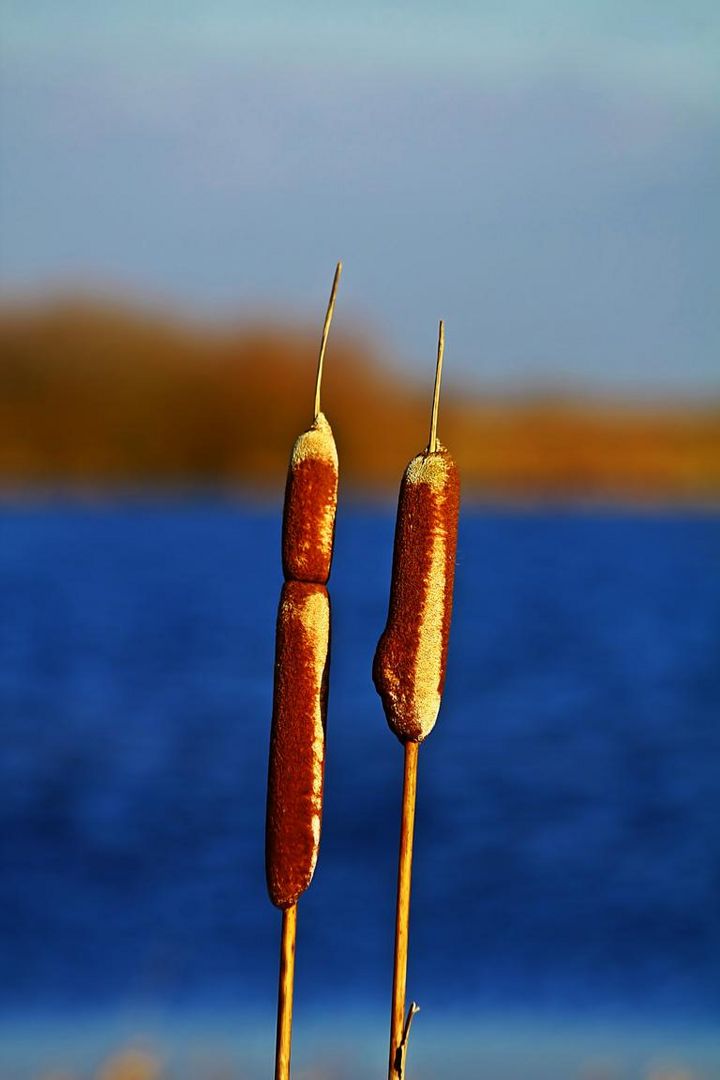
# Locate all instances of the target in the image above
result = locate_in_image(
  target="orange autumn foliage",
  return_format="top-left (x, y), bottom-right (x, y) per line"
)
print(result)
top-left (1, 298), bottom-right (718, 503)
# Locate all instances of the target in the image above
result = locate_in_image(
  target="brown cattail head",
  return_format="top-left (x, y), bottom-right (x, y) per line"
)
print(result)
top-left (266, 580), bottom-right (331, 908)
top-left (281, 412), bottom-right (339, 585)
top-left (373, 445), bottom-right (460, 743)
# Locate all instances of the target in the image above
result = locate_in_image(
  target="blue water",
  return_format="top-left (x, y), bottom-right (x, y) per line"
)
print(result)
top-left (1, 503), bottom-right (719, 1076)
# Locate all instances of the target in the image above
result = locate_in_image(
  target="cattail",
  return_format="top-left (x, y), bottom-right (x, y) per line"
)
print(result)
top-left (374, 321), bottom-right (460, 1079)
top-left (265, 263), bottom-right (341, 1080)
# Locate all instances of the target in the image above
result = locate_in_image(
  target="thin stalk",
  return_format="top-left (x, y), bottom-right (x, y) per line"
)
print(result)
top-left (313, 261), bottom-right (342, 420)
top-left (428, 320), bottom-right (444, 454)
top-left (274, 903), bottom-right (298, 1080)
top-left (388, 741), bottom-right (419, 1079)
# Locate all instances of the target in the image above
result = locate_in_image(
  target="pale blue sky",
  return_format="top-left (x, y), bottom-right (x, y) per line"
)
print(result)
top-left (1, 2), bottom-right (718, 391)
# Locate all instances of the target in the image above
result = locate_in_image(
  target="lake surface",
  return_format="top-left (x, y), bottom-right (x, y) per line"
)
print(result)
top-left (1, 503), bottom-right (718, 1077)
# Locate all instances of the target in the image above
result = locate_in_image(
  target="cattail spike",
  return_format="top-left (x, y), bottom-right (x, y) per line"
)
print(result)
top-left (314, 261), bottom-right (342, 420)
top-left (428, 319), bottom-right (444, 453)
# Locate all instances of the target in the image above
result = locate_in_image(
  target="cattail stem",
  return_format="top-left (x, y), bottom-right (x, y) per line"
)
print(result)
top-left (388, 740), bottom-right (419, 1078)
top-left (274, 903), bottom-right (298, 1080)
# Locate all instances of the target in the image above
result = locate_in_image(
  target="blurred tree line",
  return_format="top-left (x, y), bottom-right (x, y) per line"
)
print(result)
top-left (1, 299), bottom-right (718, 502)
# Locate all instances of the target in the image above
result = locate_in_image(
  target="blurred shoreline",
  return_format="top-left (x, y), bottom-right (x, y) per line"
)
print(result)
top-left (2, 297), bottom-right (719, 504)
top-left (3, 1006), bottom-right (719, 1080)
